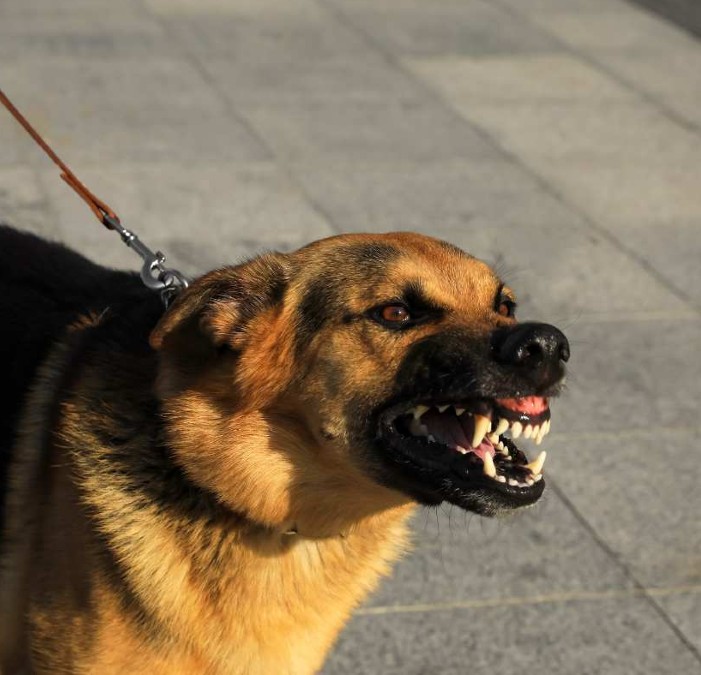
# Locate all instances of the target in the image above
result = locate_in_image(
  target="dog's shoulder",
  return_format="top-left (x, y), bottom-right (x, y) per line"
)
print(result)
top-left (0, 225), bottom-right (161, 530)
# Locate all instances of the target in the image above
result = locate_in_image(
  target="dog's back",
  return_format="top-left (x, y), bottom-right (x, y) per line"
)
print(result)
top-left (0, 225), bottom-right (147, 528)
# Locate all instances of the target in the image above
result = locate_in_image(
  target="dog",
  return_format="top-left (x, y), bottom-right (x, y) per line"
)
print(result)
top-left (0, 225), bottom-right (569, 674)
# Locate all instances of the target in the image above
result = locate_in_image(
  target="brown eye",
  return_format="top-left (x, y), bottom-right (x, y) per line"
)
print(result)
top-left (497, 299), bottom-right (516, 318)
top-left (381, 304), bottom-right (411, 323)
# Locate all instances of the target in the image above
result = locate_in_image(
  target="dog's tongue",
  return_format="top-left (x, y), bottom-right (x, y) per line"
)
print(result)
top-left (496, 396), bottom-right (548, 415)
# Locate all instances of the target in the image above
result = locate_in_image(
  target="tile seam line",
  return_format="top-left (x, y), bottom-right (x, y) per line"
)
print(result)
top-left (548, 479), bottom-right (701, 663)
top-left (490, 0), bottom-right (701, 135)
top-left (315, 0), bottom-right (700, 316)
top-left (136, 0), bottom-right (344, 238)
top-left (356, 584), bottom-right (701, 616)
top-left (550, 425), bottom-right (701, 441)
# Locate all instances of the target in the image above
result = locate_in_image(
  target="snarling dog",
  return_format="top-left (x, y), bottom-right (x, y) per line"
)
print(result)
top-left (0, 225), bottom-right (569, 674)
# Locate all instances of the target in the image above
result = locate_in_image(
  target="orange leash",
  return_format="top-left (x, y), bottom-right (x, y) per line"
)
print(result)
top-left (0, 87), bottom-right (188, 304)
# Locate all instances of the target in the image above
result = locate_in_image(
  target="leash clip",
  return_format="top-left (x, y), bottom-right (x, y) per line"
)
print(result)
top-left (103, 215), bottom-right (189, 307)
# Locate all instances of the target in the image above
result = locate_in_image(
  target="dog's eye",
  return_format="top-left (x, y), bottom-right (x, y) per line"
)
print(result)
top-left (497, 299), bottom-right (516, 318)
top-left (380, 304), bottom-right (411, 323)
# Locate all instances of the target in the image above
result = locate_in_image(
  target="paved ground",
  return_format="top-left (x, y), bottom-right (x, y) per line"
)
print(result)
top-left (2, 0), bottom-right (700, 673)
top-left (630, 0), bottom-right (701, 38)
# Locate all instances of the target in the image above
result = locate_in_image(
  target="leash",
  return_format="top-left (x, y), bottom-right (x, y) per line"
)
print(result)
top-left (0, 87), bottom-right (189, 307)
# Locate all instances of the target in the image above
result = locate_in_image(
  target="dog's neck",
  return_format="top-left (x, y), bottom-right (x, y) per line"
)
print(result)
top-left (56, 386), bottom-right (415, 674)
top-left (86, 467), bottom-right (414, 673)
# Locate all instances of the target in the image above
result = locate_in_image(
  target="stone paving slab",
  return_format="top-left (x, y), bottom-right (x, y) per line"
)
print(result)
top-left (240, 99), bottom-right (496, 162)
top-left (0, 167), bottom-right (54, 234)
top-left (0, 13), bottom-right (173, 60)
top-left (553, 319), bottom-right (701, 434)
top-left (324, 0), bottom-right (560, 57)
top-left (405, 54), bottom-right (637, 103)
top-left (323, 595), bottom-right (700, 674)
top-left (548, 429), bottom-right (701, 588)
top-left (157, 9), bottom-right (368, 63)
top-left (2, 59), bottom-right (271, 166)
top-left (366, 489), bottom-right (634, 610)
top-left (450, 101), bottom-right (700, 164)
top-left (531, 5), bottom-right (701, 52)
top-left (655, 592), bottom-right (701, 654)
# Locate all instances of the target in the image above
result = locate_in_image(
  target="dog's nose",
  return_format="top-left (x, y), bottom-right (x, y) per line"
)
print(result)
top-left (494, 323), bottom-right (570, 368)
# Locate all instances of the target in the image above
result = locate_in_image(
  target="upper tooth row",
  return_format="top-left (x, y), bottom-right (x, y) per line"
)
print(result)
top-left (409, 405), bottom-right (551, 447)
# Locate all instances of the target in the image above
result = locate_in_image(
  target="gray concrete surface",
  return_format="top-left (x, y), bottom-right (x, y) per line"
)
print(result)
top-left (1, 0), bottom-right (700, 673)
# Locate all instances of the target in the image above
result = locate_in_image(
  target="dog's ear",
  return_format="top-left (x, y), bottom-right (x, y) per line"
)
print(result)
top-left (149, 253), bottom-right (290, 353)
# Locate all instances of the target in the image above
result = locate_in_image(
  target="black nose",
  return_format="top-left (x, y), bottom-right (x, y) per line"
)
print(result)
top-left (494, 323), bottom-right (570, 368)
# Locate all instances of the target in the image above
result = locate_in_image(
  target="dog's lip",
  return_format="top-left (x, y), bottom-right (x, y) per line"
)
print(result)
top-left (374, 394), bottom-right (553, 511)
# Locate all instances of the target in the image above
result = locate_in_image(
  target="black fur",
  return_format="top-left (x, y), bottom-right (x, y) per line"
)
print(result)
top-left (0, 225), bottom-right (156, 533)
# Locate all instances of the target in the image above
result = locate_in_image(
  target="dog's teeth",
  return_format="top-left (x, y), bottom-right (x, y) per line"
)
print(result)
top-left (471, 414), bottom-right (491, 447)
top-left (525, 477), bottom-right (534, 486)
top-left (487, 433), bottom-right (500, 444)
top-left (428, 434), bottom-right (436, 443)
top-left (535, 424), bottom-right (546, 445)
top-left (456, 445), bottom-right (469, 454)
top-left (454, 407), bottom-right (466, 416)
top-left (508, 478), bottom-right (519, 487)
top-left (437, 405), bottom-right (450, 413)
top-left (526, 451), bottom-right (547, 475)
top-left (524, 424), bottom-right (533, 439)
top-left (542, 419), bottom-right (551, 436)
top-left (534, 473), bottom-right (543, 482)
top-left (483, 452), bottom-right (497, 478)
top-left (511, 421), bottom-right (523, 439)
top-left (412, 405), bottom-right (430, 420)
top-left (495, 474), bottom-right (506, 483)
top-left (409, 419), bottom-right (429, 436)
top-left (494, 418), bottom-right (509, 437)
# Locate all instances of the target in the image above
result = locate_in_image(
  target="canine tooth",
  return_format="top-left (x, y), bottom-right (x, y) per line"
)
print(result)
top-left (488, 433), bottom-right (500, 444)
top-left (534, 473), bottom-right (543, 482)
top-left (524, 424), bottom-right (533, 439)
top-left (437, 405), bottom-right (450, 413)
top-left (495, 474), bottom-right (506, 483)
top-left (526, 451), bottom-right (547, 475)
top-left (472, 414), bottom-right (491, 448)
top-left (409, 419), bottom-right (429, 436)
top-left (457, 446), bottom-right (468, 455)
top-left (412, 405), bottom-right (430, 419)
top-left (511, 422), bottom-right (523, 439)
top-left (494, 418), bottom-right (509, 436)
top-left (483, 452), bottom-right (497, 478)
top-left (454, 407), bottom-right (466, 416)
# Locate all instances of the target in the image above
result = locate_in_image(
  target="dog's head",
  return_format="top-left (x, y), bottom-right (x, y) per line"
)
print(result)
top-left (150, 233), bottom-right (569, 534)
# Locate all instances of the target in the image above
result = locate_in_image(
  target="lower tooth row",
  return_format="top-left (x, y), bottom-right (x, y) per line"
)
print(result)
top-left (483, 450), bottom-right (547, 483)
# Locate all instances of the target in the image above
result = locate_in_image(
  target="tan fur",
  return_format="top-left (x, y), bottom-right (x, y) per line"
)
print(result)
top-left (1, 233), bottom-right (517, 674)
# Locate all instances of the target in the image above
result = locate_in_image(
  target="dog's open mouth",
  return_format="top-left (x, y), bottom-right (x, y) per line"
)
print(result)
top-left (377, 395), bottom-right (553, 513)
